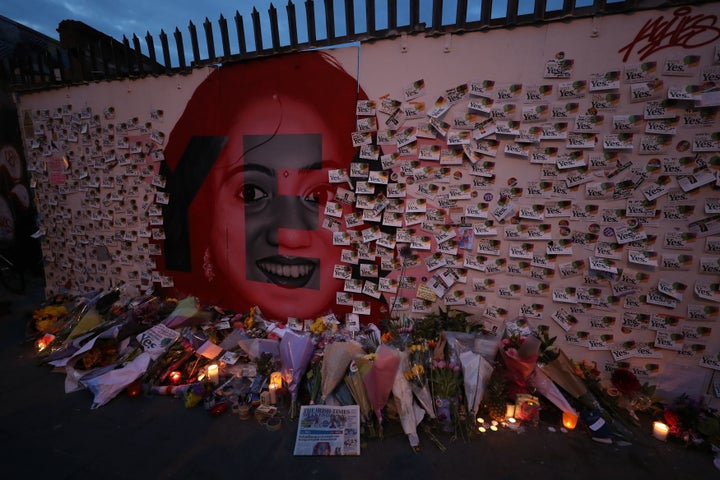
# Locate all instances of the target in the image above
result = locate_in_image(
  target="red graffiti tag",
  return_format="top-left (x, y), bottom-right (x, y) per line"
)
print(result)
top-left (618, 7), bottom-right (720, 62)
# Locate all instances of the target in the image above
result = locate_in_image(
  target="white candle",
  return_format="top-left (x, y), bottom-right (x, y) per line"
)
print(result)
top-left (269, 384), bottom-right (278, 404)
top-left (207, 364), bottom-right (219, 385)
top-left (652, 421), bottom-right (669, 441)
top-left (505, 404), bottom-right (516, 419)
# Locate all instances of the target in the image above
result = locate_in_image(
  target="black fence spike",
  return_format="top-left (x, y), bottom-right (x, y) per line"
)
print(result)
top-left (159, 29), bottom-right (171, 71)
top-left (269, 3), bottom-right (281, 51)
top-left (287, 1), bottom-right (298, 47)
top-left (456, 0), bottom-right (468, 30)
top-left (325, 0), bottom-right (335, 40)
top-left (305, 0), bottom-right (316, 45)
top-left (145, 31), bottom-right (159, 73)
top-left (132, 34), bottom-right (144, 75)
top-left (235, 11), bottom-right (247, 55)
top-left (219, 14), bottom-right (231, 58)
top-left (252, 7), bottom-right (263, 52)
top-left (189, 21), bottom-right (200, 65)
top-left (204, 17), bottom-right (216, 60)
top-left (174, 27), bottom-right (186, 69)
top-left (387, 0), bottom-right (397, 34)
top-left (345, 0), bottom-right (355, 37)
top-left (366, 0), bottom-right (376, 34)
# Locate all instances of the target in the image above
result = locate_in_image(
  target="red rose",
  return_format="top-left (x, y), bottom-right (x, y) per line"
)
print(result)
top-left (610, 368), bottom-right (641, 395)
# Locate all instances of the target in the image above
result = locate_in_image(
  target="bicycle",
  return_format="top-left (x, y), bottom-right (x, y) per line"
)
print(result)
top-left (0, 251), bottom-right (24, 294)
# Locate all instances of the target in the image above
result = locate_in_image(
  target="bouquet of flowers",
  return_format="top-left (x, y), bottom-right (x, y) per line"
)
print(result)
top-left (280, 329), bottom-right (316, 418)
top-left (321, 340), bottom-right (364, 403)
top-left (404, 341), bottom-right (430, 389)
top-left (33, 304), bottom-right (69, 335)
top-left (429, 356), bottom-right (463, 433)
top-left (663, 394), bottom-right (705, 444)
top-left (498, 330), bottom-right (540, 390)
top-left (361, 345), bottom-right (400, 437)
top-left (608, 367), bottom-right (653, 423)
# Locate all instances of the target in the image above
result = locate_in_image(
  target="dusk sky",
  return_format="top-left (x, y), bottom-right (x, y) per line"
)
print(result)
top-left (2, 1), bottom-right (575, 50)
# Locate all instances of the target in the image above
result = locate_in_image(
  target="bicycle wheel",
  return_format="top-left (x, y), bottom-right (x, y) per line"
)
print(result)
top-left (0, 265), bottom-right (24, 294)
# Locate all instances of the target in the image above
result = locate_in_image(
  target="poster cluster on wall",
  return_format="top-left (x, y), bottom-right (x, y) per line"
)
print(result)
top-left (320, 10), bottom-right (720, 390)
top-left (23, 105), bottom-right (170, 296)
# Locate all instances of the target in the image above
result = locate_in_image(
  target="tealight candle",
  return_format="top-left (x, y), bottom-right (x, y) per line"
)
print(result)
top-left (562, 411), bottom-right (578, 430)
top-left (207, 364), bottom-right (219, 385)
top-left (505, 404), bottom-right (516, 419)
top-left (270, 371), bottom-right (283, 390)
top-left (652, 421), bottom-right (669, 441)
top-left (169, 371), bottom-right (182, 385)
top-left (36, 334), bottom-right (55, 352)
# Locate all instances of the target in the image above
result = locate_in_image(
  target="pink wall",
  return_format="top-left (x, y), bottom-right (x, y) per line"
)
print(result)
top-left (15, 4), bottom-right (720, 403)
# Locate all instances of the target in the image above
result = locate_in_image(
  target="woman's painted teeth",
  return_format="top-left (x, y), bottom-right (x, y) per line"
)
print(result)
top-left (258, 262), bottom-right (313, 278)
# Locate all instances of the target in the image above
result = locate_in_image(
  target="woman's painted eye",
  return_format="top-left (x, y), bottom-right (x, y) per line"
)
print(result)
top-left (237, 184), bottom-right (268, 203)
top-left (303, 185), bottom-right (331, 205)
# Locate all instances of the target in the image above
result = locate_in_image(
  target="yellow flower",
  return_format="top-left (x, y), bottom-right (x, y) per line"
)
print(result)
top-left (309, 317), bottom-right (327, 335)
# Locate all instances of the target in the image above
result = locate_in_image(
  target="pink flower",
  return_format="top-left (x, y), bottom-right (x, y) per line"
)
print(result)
top-left (505, 348), bottom-right (518, 359)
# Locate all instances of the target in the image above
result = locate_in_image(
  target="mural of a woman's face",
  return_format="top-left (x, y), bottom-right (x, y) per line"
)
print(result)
top-left (210, 96), bottom-right (343, 320)
top-left (162, 52), bottom-right (369, 321)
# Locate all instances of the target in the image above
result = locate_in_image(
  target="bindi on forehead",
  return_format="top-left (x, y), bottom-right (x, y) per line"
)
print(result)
top-left (243, 133), bottom-right (326, 195)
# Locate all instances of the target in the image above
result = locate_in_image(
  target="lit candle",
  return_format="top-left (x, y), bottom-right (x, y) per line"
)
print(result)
top-left (562, 411), bottom-right (578, 430)
top-left (270, 371), bottom-right (283, 389)
top-left (505, 404), bottom-right (516, 419)
top-left (652, 421), bottom-right (669, 441)
top-left (36, 334), bottom-right (55, 352)
top-left (169, 371), bottom-right (182, 385)
top-left (269, 384), bottom-right (278, 404)
top-left (126, 380), bottom-right (142, 397)
top-left (207, 364), bottom-right (219, 385)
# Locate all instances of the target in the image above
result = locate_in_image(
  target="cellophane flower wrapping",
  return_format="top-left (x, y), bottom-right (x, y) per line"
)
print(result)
top-left (279, 329), bottom-right (315, 417)
top-left (161, 296), bottom-right (199, 329)
top-left (237, 337), bottom-right (280, 361)
top-left (527, 367), bottom-right (577, 416)
top-left (390, 346), bottom-right (425, 448)
top-left (346, 359), bottom-right (372, 424)
top-left (60, 324), bottom-right (124, 393)
top-left (67, 308), bottom-right (104, 340)
top-left (82, 351), bottom-right (152, 409)
top-left (405, 340), bottom-right (435, 419)
top-left (362, 344), bottom-right (400, 433)
top-left (321, 340), bottom-right (364, 402)
top-left (81, 323), bottom-right (179, 408)
top-left (445, 331), bottom-right (495, 417)
top-left (538, 348), bottom-right (590, 401)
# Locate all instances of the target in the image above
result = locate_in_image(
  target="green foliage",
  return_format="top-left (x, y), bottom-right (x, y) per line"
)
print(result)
top-left (535, 325), bottom-right (559, 365)
top-left (412, 307), bottom-right (481, 342)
